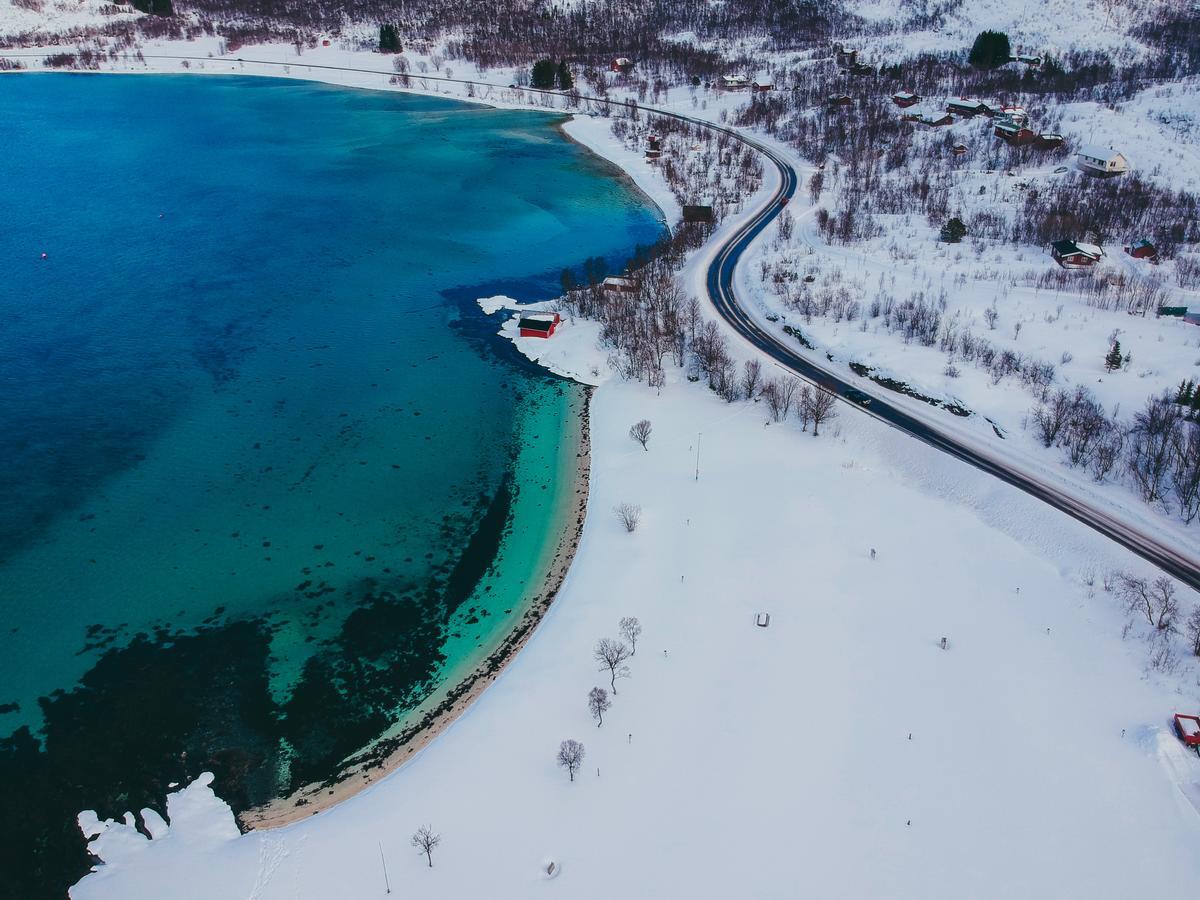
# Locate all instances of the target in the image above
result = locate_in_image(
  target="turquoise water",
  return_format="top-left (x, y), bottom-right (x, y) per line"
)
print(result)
top-left (0, 73), bottom-right (662, 898)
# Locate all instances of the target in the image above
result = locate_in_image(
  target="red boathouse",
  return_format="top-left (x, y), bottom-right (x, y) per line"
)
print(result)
top-left (1175, 714), bottom-right (1200, 751)
top-left (518, 312), bottom-right (560, 338)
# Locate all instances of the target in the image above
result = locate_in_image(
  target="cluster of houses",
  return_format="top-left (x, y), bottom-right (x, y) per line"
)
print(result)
top-left (888, 92), bottom-right (1130, 175)
top-left (719, 73), bottom-right (774, 92)
top-left (893, 94), bottom-right (1065, 149)
top-left (1050, 237), bottom-right (1158, 268)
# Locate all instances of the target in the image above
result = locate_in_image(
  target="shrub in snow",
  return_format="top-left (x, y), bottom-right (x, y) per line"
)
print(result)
top-left (615, 502), bottom-right (642, 532)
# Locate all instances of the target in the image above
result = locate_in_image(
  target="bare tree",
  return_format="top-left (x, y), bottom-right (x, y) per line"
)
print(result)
top-left (619, 616), bottom-right (642, 654)
top-left (410, 825), bottom-right (441, 868)
top-left (740, 359), bottom-right (762, 399)
top-left (796, 384), bottom-right (814, 432)
top-left (761, 377), bottom-right (785, 421)
top-left (984, 304), bottom-right (998, 330)
top-left (1033, 388), bottom-right (1073, 448)
top-left (807, 385), bottom-right (838, 436)
top-left (629, 419), bottom-right (653, 450)
top-left (594, 637), bottom-right (632, 693)
top-left (1114, 572), bottom-right (1179, 631)
top-left (557, 739), bottom-right (586, 782)
top-left (614, 502), bottom-right (642, 532)
top-left (1186, 606), bottom-right (1200, 657)
top-left (587, 686), bottom-right (611, 726)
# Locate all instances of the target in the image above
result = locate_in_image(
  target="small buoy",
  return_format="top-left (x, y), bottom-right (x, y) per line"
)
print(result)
top-left (40, 252), bottom-right (48, 260)
top-left (159, 213), bottom-right (164, 219)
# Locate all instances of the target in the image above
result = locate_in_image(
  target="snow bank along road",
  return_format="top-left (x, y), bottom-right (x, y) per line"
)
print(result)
top-left (29, 51), bottom-right (1200, 590)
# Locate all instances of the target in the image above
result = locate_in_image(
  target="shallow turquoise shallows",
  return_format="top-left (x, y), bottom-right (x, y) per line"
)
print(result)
top-left (0, 73), bottom-right (663, 897)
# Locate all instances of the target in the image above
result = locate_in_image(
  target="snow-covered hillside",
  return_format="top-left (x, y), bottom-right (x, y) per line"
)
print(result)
top-left (0, 0), bottom-right (139, 40)
top-left (847, 0), bottom-right (1161, 58)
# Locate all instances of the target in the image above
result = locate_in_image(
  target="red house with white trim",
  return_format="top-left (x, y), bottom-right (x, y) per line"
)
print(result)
top-left (1051, 240), bottom-right (1104, 268)
top-left (518, 312), bottom-right (561, 338)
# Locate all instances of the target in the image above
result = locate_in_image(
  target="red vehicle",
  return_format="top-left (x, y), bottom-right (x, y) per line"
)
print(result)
top-left (1174, 714), bottom-right (1200, 753)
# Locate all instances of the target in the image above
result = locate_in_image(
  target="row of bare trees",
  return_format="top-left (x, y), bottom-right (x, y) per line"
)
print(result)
top-left (1033, 389), bottom-right (1200, 523)
top-left (559, 618), bottom-right (642, 782)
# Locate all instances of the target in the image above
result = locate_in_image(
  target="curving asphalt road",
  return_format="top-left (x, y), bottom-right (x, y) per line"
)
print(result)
top-left (18, 51), bottom-right (1200, 589)
top-left (703, 131), bottom-right (1200, 592)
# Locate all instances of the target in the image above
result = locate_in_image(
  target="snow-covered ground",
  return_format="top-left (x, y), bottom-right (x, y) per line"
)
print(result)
top-left (73, 346), bottom-right (1200, 899)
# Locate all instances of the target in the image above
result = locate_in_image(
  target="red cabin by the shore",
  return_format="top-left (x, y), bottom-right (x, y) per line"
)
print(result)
top-left (1175, 713), bottom-right (1200, 750)
top-left (518, 312), bottom-right (561, 338)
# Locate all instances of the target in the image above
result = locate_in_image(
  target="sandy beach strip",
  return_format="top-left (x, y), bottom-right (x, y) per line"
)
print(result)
top-left (239, 388), bottom-right (593, 830)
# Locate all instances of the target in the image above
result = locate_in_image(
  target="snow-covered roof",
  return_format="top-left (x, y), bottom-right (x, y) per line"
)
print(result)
top-left (752, 72), bottom-right (774, 85)
top-left (1052, 239), bottom-right (1103, 259)
top-left (1178, 716), bottom-right (1200, 738)
top-left (893, 91), bottom-right (917, 100)
top-left (1079, 144), bottom-right (1122, 162)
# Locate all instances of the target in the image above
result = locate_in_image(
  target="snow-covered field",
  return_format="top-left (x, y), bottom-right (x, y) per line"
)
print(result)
top-left (73, 348), bottom-right (1200, 899)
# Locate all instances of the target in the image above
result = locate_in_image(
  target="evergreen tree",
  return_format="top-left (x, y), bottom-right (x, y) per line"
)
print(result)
top-left (556, 60), bottom-right (573, 90)
top-left (1191, 389), bottom-right (1200, 419)
top-left (968, 30), bottom-right (1012, 69)
top-left (378, 24), bottom-right (401, 53)
top-left (131, 0), bottom-right (172, 15)
top-left (1175, 380), bottom-right (1195, 406)
top-left (531, 59), bottom-right (557, 89)
top-left (940, 216), bottom-right (967, 243)
top-left (1104, 341), bottom-right (1123, 373)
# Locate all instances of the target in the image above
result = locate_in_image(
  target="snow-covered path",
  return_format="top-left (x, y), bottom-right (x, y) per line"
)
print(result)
top-left (73, 376), bottom-right (1200, 899)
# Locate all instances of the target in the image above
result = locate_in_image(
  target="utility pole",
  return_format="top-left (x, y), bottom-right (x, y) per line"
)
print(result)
top-left (695, 432), bottom-right (701, 481)
top-left (379, 841), bottom-right (391, 894)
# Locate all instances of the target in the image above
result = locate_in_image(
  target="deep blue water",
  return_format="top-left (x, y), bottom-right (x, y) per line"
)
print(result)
top-left (0, 73), bottom-right (663, 898)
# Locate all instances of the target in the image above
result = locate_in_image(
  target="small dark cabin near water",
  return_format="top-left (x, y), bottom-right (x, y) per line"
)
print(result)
top-left (518, 312), bottom-right (561, 338)
top-left (683, 204), bottom-right (715, 224)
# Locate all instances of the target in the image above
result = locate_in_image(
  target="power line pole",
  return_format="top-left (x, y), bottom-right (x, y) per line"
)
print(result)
top-left (379, 841), bottom-right (391, 894)
top-left (695, 432), bottom-right (701, 481)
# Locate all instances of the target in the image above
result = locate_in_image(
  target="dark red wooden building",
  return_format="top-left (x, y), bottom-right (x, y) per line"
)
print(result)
top-left (518, 312), bottom-right (561, 338)
top-left (1126, 239), bottom-right (1157, 260)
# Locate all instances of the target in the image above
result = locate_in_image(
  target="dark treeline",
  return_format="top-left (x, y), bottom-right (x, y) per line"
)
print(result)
top-left (108, 0), bottom-right (841, 71)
